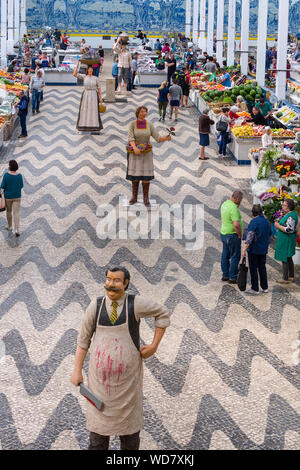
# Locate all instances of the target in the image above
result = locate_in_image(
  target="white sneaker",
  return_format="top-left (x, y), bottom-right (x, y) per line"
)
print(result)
top-left (244, 289), bottom-right (259, 295)
top-left (262, 289), bottom-right (268, 293)
top-left (5, 226), bottom-right (12, 232)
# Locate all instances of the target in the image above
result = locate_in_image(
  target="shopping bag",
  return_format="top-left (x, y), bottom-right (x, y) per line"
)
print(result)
top-left (0, 192), bottom-right (6, 212)
top-left (237, 257), bottom-right (248, 292)
top-left (134, 74), bottom-right (139, 86)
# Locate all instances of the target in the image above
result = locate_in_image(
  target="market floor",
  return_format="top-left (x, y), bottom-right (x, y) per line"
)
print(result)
top-left (0, 63), bottom-right (299, 450)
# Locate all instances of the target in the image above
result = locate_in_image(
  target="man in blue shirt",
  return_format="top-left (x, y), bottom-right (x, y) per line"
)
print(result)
top-left (154, 39), bottom-right (162, 52)
top-left (112, 57), bottom-right (119, 90)
top-left (220, 72), bottom-right (231, 87)
top-left (16, 91), bottom-right (29, 138)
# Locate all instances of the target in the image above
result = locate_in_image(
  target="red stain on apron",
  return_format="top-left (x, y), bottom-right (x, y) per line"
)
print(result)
top-left (95, 342), bottom-right (127, 395)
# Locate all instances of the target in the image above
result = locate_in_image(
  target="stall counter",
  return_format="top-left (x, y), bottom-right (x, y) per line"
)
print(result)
top-left (45, 70), bottom-right (78, 86)
top-left (138, 71), bottom-right (167, 87)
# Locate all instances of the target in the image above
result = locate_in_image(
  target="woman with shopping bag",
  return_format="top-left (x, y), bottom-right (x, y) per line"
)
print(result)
top-left (0, 160), bottom-right (24, 237)
top-left (241, 204), bottom-right (272, 294)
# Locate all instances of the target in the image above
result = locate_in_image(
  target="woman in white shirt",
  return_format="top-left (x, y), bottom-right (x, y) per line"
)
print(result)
top-left (261, 127), bottom-right (273, 149)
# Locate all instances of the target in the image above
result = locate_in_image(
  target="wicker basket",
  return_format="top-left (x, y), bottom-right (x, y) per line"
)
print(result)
top-left (80, 58), bottom-right (100, 66)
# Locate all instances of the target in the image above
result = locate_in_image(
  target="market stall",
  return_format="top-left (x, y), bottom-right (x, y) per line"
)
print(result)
top-left (37, 48), bottom-right (80, 85)
top-left (0, 70), bottom-right (29, 144)
top-left (249, 137), bottom-right (300, 263)
top-left (190, 70), bottom-right (300, 164)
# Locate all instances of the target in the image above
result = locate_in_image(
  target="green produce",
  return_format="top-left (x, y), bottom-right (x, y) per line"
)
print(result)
top-left (276, 112), bottom-right (283, 118)
top-left (223, 96), bottom-right (234, 104)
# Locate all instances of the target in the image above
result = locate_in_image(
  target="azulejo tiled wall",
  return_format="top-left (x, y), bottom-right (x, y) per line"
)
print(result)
top-left (26, 0), bottom-right (299, 35)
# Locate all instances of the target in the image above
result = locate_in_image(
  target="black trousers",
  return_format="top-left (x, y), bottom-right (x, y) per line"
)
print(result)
top-left (282, 257), bottom-right (294, 280)
top-left (19, 112), bottom-right (27, 136)
top-left (88, 431), bottom-right (140, 450)
top-left (248, 252), bottom-right (268, 292)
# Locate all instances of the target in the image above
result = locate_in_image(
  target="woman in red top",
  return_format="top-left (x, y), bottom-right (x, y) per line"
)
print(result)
top-left (229, 106), bottom-right (239, 120)
top-left (162, 43), bottom-right (170, 54)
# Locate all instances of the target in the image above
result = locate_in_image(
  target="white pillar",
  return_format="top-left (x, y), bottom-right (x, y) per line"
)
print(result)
top-left (14, 0), bottom-right (20, 43)
top-left (227, 0), bottom-right (236, 66)
top-left (185, 0), bottom-right (192, 39)
top-left (1, 0), bottom-right (7, 67)
top-left (192, 0), bottom-right (199, 45)
top-left (7, 0), bottom-right (14, 54)
top-left (240, 0), bottom-right (250, 76)
top-left (207, 0), bottom-right (215, 56)
top-left (275, 0), bottom-right (289, 101)
top-left (198, 0), bottom-right (206, 52)
top-left (256, 0), bottom-right (268, 87)
top-left (216, 0), bottom-right (224, 64)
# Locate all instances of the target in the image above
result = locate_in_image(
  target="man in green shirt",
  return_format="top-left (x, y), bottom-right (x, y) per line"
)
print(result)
top-left (220, 191), bottom-right (243, 283)
top-left (255, 98), bottom-right (273, 125)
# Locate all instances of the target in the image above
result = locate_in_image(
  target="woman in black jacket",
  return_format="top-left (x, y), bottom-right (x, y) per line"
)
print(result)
top-left (198, 108), bottom-right (214, 160)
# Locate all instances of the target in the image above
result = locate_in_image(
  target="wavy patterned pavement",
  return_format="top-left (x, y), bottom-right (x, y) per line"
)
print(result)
top-left (0, 80), bottom-right (299, 450)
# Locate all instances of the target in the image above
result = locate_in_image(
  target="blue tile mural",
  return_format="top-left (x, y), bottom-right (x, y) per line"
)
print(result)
top-left (26, 0), bottom-right (300, 35)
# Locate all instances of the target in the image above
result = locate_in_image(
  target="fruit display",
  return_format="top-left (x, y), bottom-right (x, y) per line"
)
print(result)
top-left (287, 80), bottom-right (300, 97)
top-left (200, 80), bottom-right (264, 106)
top-left (0, 116), bottom-right (7, 130)
top-left (274, 105), bottom-right (298, 125)
top-left (232, 125), bottom-right (255, 138)
top-left (271, 129), bottom-right (295, 139)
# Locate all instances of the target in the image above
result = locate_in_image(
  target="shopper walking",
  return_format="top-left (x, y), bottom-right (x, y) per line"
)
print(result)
top-left (112, 57), bottom-right (119, 91)
top-left (73, 60), bottom-right (103, 133)
top-left (217, 108), bottom-right (231, 157)
top-left (0, 160), bottom-right (24, 237)
top-left (274, 199), bottom-right (299, 284)
top-left (30, 70), bottom-right (45, 114)
top-left (165, 52), bottom-right (176, 87)
top-left (220, 191), bottom-right (243, 283)
top-left (168, 78), bottom-right (182, 122)
top-left (242, 205), bottom-right (272, 295)
top-left (198, 109), bottom-right (214, 160)
top-left (126, 106), bottom-right (171, 206)
top-left (157, 81), bottom-right (169, 122)
top-left (131, 53), bottom-right (138, 89)
top-left (16, 91), bottom-right (29, 138)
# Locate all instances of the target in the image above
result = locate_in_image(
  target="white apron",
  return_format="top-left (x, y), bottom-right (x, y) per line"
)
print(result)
top-left (86, 295), bottom-right (143, 436)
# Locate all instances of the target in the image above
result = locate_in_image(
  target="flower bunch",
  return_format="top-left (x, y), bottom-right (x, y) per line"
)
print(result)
top-left (259, 191), bottom-right (278, 202)
top-left (166, 127), bottom-right (176, 136)
top-left (275, 163), bottom-right (292, 177)
top-left (282, 170), bottom-right (300, 185)
top-left (273, 210), bottom-right (284, 222)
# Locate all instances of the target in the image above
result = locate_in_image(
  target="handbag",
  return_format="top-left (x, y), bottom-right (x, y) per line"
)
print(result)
top-left (216, 119), bottom-right (228, 132)
top-left (0, 192), bottom-right (6, 212)
top-left (237, 257), bottom-right (248, 292)
top-left (99, 104), bottom-right (106, 113)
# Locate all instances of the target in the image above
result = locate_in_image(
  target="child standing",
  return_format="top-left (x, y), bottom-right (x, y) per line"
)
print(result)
top-left (157, 81), bottom-right (169, 122)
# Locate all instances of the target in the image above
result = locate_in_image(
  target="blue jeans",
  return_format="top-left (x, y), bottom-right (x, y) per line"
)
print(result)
top-left (19, 112), bottom-right (27, 136)
top-left (248, 252), bottom-right (268, 292)
top-left (221, 233), bottom-right (241, 280)
top-left (32, 89), bottom-right (42, 111)
top-left (218, 131), bottom-right (229, 156)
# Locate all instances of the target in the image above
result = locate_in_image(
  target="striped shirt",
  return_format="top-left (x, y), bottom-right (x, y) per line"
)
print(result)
top-left (30, 76), bottom-right (45, 92)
